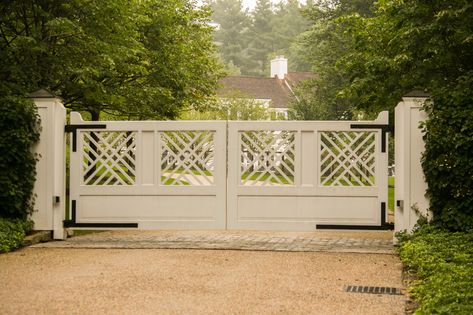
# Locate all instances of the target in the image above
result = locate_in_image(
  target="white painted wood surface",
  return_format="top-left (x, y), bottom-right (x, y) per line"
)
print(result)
top-left (70, 113), bottom-right (227, 229)
top-left (227, 113), bottom-right (389, 230)
top-left (394, 97), bottom-right (430, 233)
top-left (69, 112), bottom-right (389, 231)
top-left (31, 92), bottom-right (66, 239)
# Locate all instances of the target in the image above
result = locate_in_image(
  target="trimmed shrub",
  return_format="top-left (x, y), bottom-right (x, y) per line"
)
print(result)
top-left (422, 74), bottom-right (473, 231)
top-left (0, 96), bottom-right (40, 219)
top-left (398, 225), bottom-right (473, 314)
top-left (0, 217), bottom-right (33, 253)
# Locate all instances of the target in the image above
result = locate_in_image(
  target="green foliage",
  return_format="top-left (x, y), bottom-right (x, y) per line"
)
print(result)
top-left (295, 0), bottom-right (473, 230)
top-left (0, 0), bottom-right (223, 120)
top-left (247, 0), bottom-right (275, 76)
top-left (422, 77), bottom-right (473, 231)
top-left (181, 91), bottom-right (270, 120)
top-left (398, 225), bottom-right (473, 314)
top-left (289, 0), bottom-right (375, 120)
top-left (210, 0), bottom-right (311, 76)
top-left (211, 0), bottom-right (252, 74)
top-left (0, 96), bottom-right (40, 219)
top-left (0, 218), bottom-right (34, 253)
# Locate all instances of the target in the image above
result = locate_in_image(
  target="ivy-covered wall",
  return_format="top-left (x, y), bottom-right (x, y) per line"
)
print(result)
top-left (0, 96), bottom-right (40, 219)
top-left (422, 76), bottom-right (473, 231)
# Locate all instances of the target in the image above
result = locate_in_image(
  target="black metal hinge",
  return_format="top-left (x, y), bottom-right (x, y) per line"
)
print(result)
top-left (350, 123), bottom-right (392, 153)
top-left (65, 124), bottom-right (107, 152)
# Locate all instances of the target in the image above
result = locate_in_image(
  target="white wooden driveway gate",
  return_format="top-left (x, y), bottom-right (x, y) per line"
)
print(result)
top-left (65, 112), bottom-right (391, 231)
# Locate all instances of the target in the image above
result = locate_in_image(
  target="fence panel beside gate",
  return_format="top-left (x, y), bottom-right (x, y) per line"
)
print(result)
top-left (67, 112), bottom-right (227, 229)
top-left (227, 112), bottom-right (389, 231)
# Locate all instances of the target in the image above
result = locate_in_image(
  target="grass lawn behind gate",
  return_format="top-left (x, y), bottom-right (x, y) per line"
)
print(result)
top-left (388, 176), bottom-right (394, 212)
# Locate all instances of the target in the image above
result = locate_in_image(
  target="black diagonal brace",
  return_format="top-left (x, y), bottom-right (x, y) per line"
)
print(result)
top-left (316, 202), bottom-right (393, 230)
top-left (65, 124), bottom-right (107, 152)
top-left (63, 200), bottom-right (138, 228)
top-left (350, 123), bottom-right (392, 153)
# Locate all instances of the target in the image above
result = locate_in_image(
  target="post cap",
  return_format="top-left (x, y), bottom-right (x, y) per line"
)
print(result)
top-left (28, 89), bottom-right (58, 98)
top-left (403, 90), bottom-right (430, 98)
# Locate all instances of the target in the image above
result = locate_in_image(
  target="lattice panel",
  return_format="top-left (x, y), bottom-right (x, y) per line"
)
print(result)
top-left (161, 131), bottom-right (215, 186)
top-left (320, 131), bottom-right (376, 186)
top-left (82, 131), bottom-right (136, 185)
top-left (240, 131), bottom-right (295, 186)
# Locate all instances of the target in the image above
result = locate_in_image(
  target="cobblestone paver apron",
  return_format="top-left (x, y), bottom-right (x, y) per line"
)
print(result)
top-left (33, 230), bottom-right (394, 254)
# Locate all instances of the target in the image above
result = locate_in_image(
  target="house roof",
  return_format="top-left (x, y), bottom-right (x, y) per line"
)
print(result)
top-left (217, 72), bottom-right (315, 109)
top-left (285, 72), bottom-right (314, 87)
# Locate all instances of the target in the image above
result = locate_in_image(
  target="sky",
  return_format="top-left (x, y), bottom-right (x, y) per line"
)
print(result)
top-left (242, 0), bottom-right (307, 11)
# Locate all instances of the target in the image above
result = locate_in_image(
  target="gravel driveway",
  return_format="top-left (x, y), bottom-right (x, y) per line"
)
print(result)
top-left (0, 245), bottom-right (405, 314)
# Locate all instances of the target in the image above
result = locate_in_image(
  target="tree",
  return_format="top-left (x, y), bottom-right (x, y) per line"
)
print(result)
top-left (181, 91), bottom-right (270, 120)
top-left (289, 0), bottom-right (375, 120)
top-left (272, 0), bottom-right (311, 68)
top-left (0, 0), bottom-right (223, 120)
top-left (247, 0), bottom-right (275, 76)
top-left (296, 0), bottom-right (473, 230)
top-left (210, 0), bottom-right (251, 74)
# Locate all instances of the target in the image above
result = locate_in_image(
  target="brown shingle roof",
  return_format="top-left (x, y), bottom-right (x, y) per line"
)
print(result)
top-left (217, 72), bottom-right (314, 108)
top-left (285, 72), bottom-right (315, 87)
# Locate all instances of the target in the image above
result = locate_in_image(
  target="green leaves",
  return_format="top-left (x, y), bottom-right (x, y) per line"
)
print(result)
top-left (0, 96), bottom-right (40, 219)
top-left (0, 0), bottom-right (223, 120)
top-left (292, 0), bottom-right (473, 232)
top-left (422, 75), bottom-right (473, 231)
top-left (0, 218), bottom-right (33, 253)
top-left (398, 226), bottom-right (473, 314)
top-left (210, 0), bottom-right (311, 76)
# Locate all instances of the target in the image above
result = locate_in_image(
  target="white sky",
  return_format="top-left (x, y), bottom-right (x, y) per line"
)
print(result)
top-left (242, 0), bottom-right (306, 11)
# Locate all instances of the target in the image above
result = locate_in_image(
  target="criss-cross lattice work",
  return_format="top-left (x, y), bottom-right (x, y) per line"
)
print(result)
top-left (82, 131), bottom-right (136, 185)
top-left (320, 131), bottom-right (376, 186)
top-left (161, 131), bottom-right (215, 186)
top-left (240, 131), bottom-right (295, 186)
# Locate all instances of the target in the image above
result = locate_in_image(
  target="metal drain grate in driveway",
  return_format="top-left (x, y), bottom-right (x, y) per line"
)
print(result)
top-left (345, 285), bottom-right (402, 295)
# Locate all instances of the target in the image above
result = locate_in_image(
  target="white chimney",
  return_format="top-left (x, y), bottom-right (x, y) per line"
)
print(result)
top-left (270, 56), bottom-right (288, 79)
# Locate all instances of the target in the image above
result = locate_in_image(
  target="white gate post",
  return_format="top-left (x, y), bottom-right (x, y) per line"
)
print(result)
top-left (30, 90), bottom-right (67, 240)
top-left (394, 91), bottom-right (431, 234)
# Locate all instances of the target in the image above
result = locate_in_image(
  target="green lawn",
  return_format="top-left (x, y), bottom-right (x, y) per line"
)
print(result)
top-left (388, 176), bottom-right (394, 211)
top-left (241, 171), bottom-right (293, 184)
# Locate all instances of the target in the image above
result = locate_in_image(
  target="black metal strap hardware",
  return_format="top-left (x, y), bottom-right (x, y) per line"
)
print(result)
top-left (317, 202), bottom-right (393, 230)
top-left (350, 123), bottom-right (392, 153)
top-left (63, 200), bottom-right (138, 228)
top-left (65, 124), bottom-right (107, 152)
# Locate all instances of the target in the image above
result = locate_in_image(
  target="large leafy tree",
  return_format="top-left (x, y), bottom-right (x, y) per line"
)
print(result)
top-left (290, 0), bottom-right (375, 120)
top-left (0, 0), bottom-right (222, 120)
top-left (295, 0), bottom-right (473, 230)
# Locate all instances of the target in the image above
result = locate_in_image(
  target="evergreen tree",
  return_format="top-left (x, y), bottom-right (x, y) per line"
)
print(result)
top-left (247, 0), bottom-right (275, 76)
top-left (272, 0), bottom-right (311, 72)
top-left (210, 0), bottom-right (251, 74)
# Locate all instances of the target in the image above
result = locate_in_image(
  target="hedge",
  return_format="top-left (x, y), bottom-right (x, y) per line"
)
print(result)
top-left (398, 225), bottom-right (473, 314)
top-left (422, 74), bottom-right (473, 231)
top-left (0, 217), bottom-right (33, 253)
top-left (0, 95), bottom-right (40, 219)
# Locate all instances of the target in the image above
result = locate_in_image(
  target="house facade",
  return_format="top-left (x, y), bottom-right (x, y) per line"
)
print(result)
top-left (217, 56), bottom-right (313, 119)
